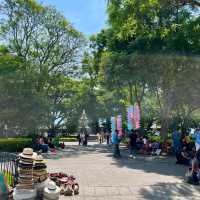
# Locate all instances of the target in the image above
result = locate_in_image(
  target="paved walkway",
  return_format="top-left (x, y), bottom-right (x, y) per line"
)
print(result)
top-left (46, 144), bottom-right (200, 200)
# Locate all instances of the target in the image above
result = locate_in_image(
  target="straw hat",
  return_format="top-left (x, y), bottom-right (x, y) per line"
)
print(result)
top-left (32, 152), bottom-right (37, 160)
top-left (43, 181), bottom-right (60, 200)
top-left (19, 148), bottom-right (33, 159)
top-left (34, 155), bottom-right (46, 164)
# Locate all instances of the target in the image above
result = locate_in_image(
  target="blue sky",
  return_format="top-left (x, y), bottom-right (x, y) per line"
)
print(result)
top-left (39, 0), bottom-right (107, 36)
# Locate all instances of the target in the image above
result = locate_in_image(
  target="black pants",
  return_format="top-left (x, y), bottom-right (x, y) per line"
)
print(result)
top-left (113, 144), bottom-right (120, 157)
top-left (106, 136), bottom-right (110, 144)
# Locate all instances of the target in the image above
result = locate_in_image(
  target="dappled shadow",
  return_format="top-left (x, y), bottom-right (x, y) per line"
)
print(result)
top-left (44, 144), bottom-right (187, 179)
top-left (42, 144), bottom-right (113, 160)
top-left (108, 147), bottom-right (188, 178)
top-left (139, 182), bottom-right (200, 199)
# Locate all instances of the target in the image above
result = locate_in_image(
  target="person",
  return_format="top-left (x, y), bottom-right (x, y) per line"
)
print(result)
top-left (194, 128), bottom-right (200, 152)
top-left (105, 131), bottom-right (110, 145)
top-left (176, 146), bottom-right (191, 165)
top-left (77, 133), bottom-right (81, 146)
top-left (48, 138), bottom-right (55, 149)
top-left (172, 128), bottom-right (182, 154)
top-left (150, 141), bottom-right (161, 156)
top-left (84, 133), bottom-right (89, 146)
top-left (60, 142), bottom-right (65, 149)
top-left (97, 132), bottom-right (101, 144)
top-left (182, 133), bottom-right (192, 151)
top-left (111, 130), bottom-right (121, 158)
top-left (100, 131), bottom-right (104, 144)
top-left (185, 153), bottom-right (199, 185)
top-left (128, 129), bottom-right (137, 158)
top-left (136, 136), bottom-right (143, 151)
top-left (39, 137), bottom-right (48, 153)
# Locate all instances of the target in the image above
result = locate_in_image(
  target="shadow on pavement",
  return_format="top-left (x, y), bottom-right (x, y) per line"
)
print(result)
top-left (44, 144), bottom-right (187, 179)
top-left (139, 182), bottom-right (200, 200)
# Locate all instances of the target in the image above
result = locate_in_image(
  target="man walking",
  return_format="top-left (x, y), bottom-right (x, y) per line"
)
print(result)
top-left (111, 130), bottom-right (121, 158)
top-left (129, 129), bottom-right (137, 158)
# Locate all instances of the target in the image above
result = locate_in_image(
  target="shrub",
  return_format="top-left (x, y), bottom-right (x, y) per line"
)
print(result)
top-left (0, 138), bottom-right (32, 152)
top-left (59, 137), bottom-right (77, 142)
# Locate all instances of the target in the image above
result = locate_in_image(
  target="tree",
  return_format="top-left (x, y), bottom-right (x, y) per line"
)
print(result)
top-left (0, 0), bottom-right (84, 134)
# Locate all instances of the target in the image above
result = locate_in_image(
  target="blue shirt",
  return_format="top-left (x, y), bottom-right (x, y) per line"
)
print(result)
top-left (111, 132), bottom-right (119, 144)
top-left (195, 132), bottom-right (200, 144)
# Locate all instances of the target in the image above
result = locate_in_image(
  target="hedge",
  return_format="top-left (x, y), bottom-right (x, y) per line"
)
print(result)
top-left (0, 138), bottom-right (32, 152)
top-left (59, 137), bottom-right (77, 142)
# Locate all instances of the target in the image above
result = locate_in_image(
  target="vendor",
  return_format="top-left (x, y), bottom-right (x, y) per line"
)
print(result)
top-left (176, 146), bottom-right (191, 165)
top-left (48, 138), bottom-right (55, 149)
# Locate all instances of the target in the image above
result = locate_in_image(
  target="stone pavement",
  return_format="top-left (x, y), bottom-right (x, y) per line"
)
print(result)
top-left (46, 144), bottom-right (200, 200)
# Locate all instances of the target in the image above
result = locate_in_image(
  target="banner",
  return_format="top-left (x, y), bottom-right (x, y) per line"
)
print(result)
top-left (134, 103), bottom-right (140, 129)
top-left (116, 115), bottom-right (122, 136)
top-left (127, 105), bottom-right (134, 130)
top-left (111, 117), bottom-right (116, 134)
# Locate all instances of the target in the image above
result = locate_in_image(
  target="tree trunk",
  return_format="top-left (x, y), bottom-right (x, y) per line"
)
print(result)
top-left (160, 90), bottom-right (174, 140)
top-left (128, 83), bottom-right (133, 105)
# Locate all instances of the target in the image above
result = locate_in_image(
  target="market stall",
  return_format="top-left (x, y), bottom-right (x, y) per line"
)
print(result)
top-left (12, 148), bottom-right (79, 200)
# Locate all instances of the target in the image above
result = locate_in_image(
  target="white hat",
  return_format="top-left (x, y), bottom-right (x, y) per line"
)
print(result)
top-left (19, 148), bottom-right (33, 159)
top-left (43, 181), bottom-right (60, 194)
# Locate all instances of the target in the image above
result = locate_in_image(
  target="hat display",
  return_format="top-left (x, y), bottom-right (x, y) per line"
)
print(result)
top-left (33, 155), bottom-right (48, 183)
top-left (43, 181), bottom-right (60, 200)
top-left (14, 148), bottom-right (80, 200)
top-left (16, 148), bottom-right (34, 191)
top-left (19, 148), bottom-right (33, 159)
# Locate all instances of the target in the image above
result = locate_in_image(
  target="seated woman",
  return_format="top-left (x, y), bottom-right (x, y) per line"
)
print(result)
top-left (39, 137), bottom-right (48, 153)
top-left (48, 138), bottom-right (55, 149)
top-left (136, 137), bottom-right (144, 151)
top-left (176, 146), bottom-right (191, 165)
top-left (151, 141), bottom-right (161, 155)
top-left (185, 153), bottom-right (199, 185)
top-left (182, 134), bottom-right (192, 151)
top-left (138, 136), bottom-right (151, 155)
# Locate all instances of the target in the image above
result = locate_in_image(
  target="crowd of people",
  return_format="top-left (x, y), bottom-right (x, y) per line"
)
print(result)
top-left (97, 132), bottom-right (111, 145)
top-left (172, 128), bottom-right (200, 185)
top-left (111, 129), bottom-right (162, 158)
top-left (110, 127), bottom-right (200, 185)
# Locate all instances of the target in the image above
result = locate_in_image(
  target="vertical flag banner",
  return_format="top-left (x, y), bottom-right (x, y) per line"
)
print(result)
top-left (111, 117), bottom-right (116, 134)
top-left (134, 103), bottom-right (140, 129)
top-left (116, 115), bottom-right (122, 136)
top-left (127, 105), bottom-right (134, 130)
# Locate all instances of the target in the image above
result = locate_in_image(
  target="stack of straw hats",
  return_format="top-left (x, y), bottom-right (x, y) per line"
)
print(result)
top-left (17, 148), bottom-right (34, 190)
top-left (33, 155), bottom-right (48, 183)
top-left (14, 148), bottom-right (36, 200)
top-left (43, 181), bottom-right (60, 200)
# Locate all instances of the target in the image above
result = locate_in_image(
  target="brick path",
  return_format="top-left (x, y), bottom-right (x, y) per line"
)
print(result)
top-left (46, 144), bottom-right (200, 200)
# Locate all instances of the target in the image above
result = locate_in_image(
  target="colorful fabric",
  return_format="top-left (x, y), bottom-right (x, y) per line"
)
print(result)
top-left (0, 173), bottom-right (8, 198)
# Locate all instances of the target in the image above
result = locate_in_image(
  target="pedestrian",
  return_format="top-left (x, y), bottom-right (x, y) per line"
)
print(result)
top-left (100, 131), bottom-right (104, 144)
top-left (194, 128), bottom-right (200, 152)
top-left (111, 130), bottom-right (121, 158)
top-left (84, 133), bottom-right (89, 146)
top-left (106, 131), bottom-right (110, 145)
top-left (128, 129), bottom-right (137, 158)
top-left (77, 133), bottom-right (81, 146)
top-left (97, 132), bottom-right (101, 144)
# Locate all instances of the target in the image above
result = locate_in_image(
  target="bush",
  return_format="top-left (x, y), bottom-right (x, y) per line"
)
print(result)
top-left (0, 138), bottom-right (32, 152)
top-left (59, 137), bottom-right (77, 142)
